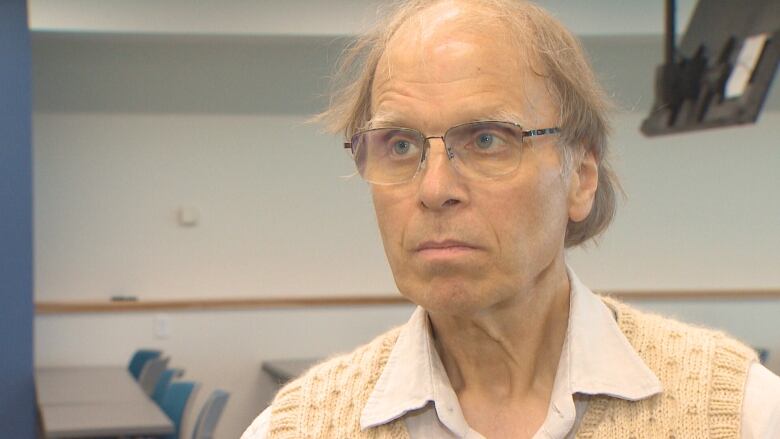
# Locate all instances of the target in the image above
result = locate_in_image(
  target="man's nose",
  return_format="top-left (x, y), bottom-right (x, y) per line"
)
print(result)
top-left (417, 138), bottom-right (466, 210)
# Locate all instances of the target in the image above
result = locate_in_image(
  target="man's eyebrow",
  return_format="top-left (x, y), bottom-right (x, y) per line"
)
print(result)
top-left (365, 110), bottom-right (528, 130)
top-left (365, 114), bottom-right (409, 129)
top-left (479, 110), bottom-right (526, 124)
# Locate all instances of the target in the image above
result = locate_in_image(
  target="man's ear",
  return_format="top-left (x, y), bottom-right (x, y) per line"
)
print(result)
top-left (568, 150), bottom-right (598, 222)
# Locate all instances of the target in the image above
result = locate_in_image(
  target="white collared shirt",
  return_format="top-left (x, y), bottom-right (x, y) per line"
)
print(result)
top-left (243, 269), bottom-right (780, 438)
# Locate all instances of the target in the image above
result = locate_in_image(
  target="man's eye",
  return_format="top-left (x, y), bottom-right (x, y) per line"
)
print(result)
top-left (392, 140), bottom-right (413, 155)
top-left (476, 133), bottom-right (495, 149)
top-left (474, 132), bottom-right (506, 150)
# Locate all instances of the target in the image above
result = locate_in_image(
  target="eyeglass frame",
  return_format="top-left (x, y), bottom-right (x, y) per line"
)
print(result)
top-left (343, 120), bottom-right (561, 184)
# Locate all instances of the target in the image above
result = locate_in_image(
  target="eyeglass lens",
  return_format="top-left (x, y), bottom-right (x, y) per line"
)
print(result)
top-left (350, 121), bottom-right (526, 185)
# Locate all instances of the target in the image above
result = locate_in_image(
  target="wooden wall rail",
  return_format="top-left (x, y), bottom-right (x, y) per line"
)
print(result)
top-left (35, 296), bottom-right (410, 314)
top-left (35, 289), bottom-right (780, 314)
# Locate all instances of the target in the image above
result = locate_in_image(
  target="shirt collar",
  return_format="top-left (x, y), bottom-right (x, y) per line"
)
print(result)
top-left (360, 266), bottom-right (662, 433)
top-left (360, 306), bottom-right (471, 435)
top-left (563, 266), bottom-right (662, 399)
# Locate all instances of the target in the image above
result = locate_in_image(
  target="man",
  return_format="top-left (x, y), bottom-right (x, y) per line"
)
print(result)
top-left (243, 0), bottom-right (780, 437)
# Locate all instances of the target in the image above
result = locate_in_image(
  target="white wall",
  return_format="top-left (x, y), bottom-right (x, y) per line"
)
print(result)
top-left (32, 25), bottom-right (779, 439)
top-left (567, 112), bottom-right (780, 290)
top-left (33, 112), bottom-right (397, 300)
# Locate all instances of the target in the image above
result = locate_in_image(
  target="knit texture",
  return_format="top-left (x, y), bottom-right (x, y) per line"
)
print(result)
top-left (575, 297), bottom-right (756, 439)
top-left (267, 326), bottom-right (409, 439)
top-left (268, 298), bottom-right (755, 438)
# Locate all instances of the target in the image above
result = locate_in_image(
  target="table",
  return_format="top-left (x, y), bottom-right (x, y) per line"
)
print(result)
top-left (36, 366), bottom-right (174, 438)
top-left (262, 358), bottom-right (321, 383)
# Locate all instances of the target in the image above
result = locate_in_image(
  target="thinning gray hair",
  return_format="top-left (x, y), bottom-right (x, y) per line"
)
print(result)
top-left (317, 0), bottom-right (619, 247)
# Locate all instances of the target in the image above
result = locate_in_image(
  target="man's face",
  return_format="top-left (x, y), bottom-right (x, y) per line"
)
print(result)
top-left (368, 4), bottom-right (587, 315)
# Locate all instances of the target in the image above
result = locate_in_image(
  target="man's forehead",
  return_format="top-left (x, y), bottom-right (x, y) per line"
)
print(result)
top-left (368, 64), bottom-right (555, 131)
top-left (369, 47), bottom-right (553, 131)
top-left (367, 1), bottom-right (556, 131)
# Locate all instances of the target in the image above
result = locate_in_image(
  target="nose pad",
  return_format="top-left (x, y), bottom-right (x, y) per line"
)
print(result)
top-left (421, 137), bottom-right (455, 167)
top-left (416, 137), bottom-right (464, 209)
top-left (419, 137), bottom-right (458, 177)
top-left (431, 136), bottom-right (455, 160)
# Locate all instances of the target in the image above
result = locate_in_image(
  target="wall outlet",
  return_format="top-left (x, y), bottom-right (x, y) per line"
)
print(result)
top-left (154, 313), bottom-right (171, 339)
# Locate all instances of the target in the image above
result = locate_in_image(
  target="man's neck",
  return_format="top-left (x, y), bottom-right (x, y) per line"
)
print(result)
top-left (428, 257), bottom-right (571, 401)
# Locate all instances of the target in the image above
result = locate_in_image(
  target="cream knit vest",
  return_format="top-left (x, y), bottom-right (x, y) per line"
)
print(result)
top-left (267, 298), bottom-right (756, 438)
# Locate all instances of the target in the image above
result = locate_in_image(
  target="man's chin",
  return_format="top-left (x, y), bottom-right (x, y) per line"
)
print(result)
top-left (398, 282), bottom-right (495, 316)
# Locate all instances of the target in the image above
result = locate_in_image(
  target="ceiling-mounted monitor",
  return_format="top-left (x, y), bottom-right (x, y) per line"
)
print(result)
top-left (641, 0), bottom-right (779, 136)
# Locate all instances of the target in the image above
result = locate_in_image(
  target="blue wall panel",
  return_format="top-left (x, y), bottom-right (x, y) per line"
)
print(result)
top-left (0, 0), bottom-right (35, 437)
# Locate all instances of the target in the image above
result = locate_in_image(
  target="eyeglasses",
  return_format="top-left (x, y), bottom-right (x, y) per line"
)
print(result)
top-left (344, 121), bottom-right (560, 185)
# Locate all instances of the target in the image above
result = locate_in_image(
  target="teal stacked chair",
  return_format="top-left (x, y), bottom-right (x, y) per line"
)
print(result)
top-left (757, 348), bottom-right (769, 365)
top-left (138, 356), bottom-right (170, 396)
top-left (152, 368), bottom-right (185, 406)
top-left (160, 381), bottom-right (200, 439)
top-left (192, 389), bottom-right (230, 439)
top-left (127, 349), bottom-right (162, 380)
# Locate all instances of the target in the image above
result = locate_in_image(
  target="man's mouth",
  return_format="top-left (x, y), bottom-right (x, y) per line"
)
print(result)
top-left (415, 240), bottom-right (480, 259)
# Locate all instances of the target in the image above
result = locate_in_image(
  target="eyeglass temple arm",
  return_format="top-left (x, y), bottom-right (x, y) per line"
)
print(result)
top-left (522, 127), bottom-right (561, 137)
